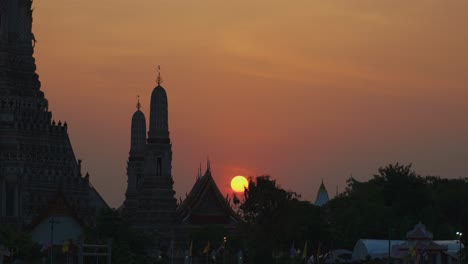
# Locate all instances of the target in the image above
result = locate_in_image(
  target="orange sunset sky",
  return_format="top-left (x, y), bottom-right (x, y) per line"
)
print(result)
top-left (32, 0), bottom-right (468, 208)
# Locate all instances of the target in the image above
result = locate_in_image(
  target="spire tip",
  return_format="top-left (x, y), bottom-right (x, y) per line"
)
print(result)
top-left (136, 95), bottom-right (141, 110)
top-left (156, 65), bottom-right (163, 85)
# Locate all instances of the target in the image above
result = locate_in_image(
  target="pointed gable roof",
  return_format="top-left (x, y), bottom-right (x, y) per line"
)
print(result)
top-left (26, 181), bottom-right (84, 230)
top-left (406, 222), bottom-right (434, 240)
top-left (178, 166), bottom-right (241, 226)
top-left (315, 180), bottom-right (329, 206)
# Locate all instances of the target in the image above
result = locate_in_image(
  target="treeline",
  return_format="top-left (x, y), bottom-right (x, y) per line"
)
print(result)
top-left (236, 163), bottom-right (468, 263)
top-left (327, 163), bottom-right (468, 248)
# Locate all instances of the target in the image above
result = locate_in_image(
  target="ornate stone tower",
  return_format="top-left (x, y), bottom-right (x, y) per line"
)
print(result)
top-left (124, 68), bottom-right (178, 235)
top-left (0, 0), bottom-right (108, 228)
top-left (123, 98), bottom-right (146, 218)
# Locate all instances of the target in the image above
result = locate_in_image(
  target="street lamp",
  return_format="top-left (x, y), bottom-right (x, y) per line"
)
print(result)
top-left (456, 232), bottom-right (463, 264)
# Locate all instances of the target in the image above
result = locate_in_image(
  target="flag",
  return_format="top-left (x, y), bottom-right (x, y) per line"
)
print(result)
top-left (290, 241), bottom-right (297, 258)
top-left (40, 242), bottom-right (51, 252)
top-left (408, 246), bottom-right (416, 257)
top-left (316, 242), bottom-right (322, 262)
top-left (202, 241), bottom-right (210, 254)
top-left (302, 241), bottom-right (308, 259)
top-left (62, 241), bottom-right (69, 253)
top-left (189, 240), bottom-right (193, 257)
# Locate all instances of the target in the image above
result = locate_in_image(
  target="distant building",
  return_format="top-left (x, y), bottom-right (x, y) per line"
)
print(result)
top-left (0, 0), bottom-right (108, 230)
top-left (315, 180), bottom-right (329, 206)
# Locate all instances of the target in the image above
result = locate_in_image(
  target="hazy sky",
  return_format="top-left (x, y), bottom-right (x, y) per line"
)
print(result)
top-left (33, 0), bottom-right (468, 208)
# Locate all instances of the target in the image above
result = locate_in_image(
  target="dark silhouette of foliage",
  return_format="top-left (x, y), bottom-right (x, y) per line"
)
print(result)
top-left (238, 175), bottom-right (330, 263)
top-left (326, 163), bottom-right (468, 250)
top-left (0, 226), bottom-right (41, 262)
top-left (84, 209), bottom-right (156, 264)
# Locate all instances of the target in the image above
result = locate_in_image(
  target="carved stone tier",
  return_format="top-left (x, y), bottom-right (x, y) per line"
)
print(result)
top-left (0, 0), bottom-right (108, 228)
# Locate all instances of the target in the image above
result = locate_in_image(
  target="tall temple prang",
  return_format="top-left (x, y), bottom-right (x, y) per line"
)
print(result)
top-left (123, 67), bottom-right (178, 236)
top-left (123, 97), bottom-right (147, 219)
top-left (0, 0), bottom-right (108, 231)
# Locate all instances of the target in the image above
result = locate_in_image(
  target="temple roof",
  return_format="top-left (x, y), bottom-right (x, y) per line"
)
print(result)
top-left (177, 164), bottom-right (241, 225)
top-left (406, 222), bottom-right (434, 240)
top-left (26, 182), bottom-right (84, 230)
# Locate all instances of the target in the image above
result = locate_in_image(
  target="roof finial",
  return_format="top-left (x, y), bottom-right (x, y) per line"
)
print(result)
top-left (198, 163), bottom-right (202, 179)
top-left (207, 157), bottom-right (211, 172)
top-left (136, 95), bottom-right (141, 110)
top-left (156, 65), bottom-right (163, 85)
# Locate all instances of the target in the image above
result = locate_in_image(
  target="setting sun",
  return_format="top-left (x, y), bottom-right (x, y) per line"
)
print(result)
top-left (230, 176), bottom-right (249, 193)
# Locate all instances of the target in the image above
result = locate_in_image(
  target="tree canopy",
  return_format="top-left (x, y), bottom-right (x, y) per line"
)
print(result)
top-left (326, 163), bottom-right (468, 249)
top-left (237, 175), bottom-right (330, 263)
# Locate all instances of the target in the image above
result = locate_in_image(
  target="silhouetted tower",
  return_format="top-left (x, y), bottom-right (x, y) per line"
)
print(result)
top-left (0, 0), bottom-right (108, 227)
top-left (315, 179), bottom-right (329, 206)
top-left (0, 0), bottom-right (42, 98)
top-left (123, 97), bottom-right (146, 217)
top-left (133, 67), bottom-right (178, 233)
top-left (148, 66), bottom-right (170, 142)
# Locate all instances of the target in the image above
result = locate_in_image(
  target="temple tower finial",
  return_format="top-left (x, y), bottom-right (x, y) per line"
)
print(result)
top-left (137, 95), bottom-right (141, 110)
top-left (156, 65), bottom-right (163, 85)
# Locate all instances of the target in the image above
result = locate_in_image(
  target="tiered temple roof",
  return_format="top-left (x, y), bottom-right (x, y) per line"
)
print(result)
top-left (178, 162), bottom-right (240, 231)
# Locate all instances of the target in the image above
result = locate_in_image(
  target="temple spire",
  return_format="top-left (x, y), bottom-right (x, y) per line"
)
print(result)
top-left (315, 179), bottom-right (329, 206)
top-left (130, 96), bottom-right (146, 153)
top-left (198, 163), bottom-right (202, 178)
top-left (148, 66), bottom-right (169, 141)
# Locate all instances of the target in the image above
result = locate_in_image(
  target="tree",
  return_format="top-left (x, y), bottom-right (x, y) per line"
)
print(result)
top-left (326, 163), bottom-right (468, 249)
top-left (83, 209), bottom-right (156, 264)
top-left (238, 176), bottom-right (329, 263)
top-left (0, 226), bottom-right (41, 262)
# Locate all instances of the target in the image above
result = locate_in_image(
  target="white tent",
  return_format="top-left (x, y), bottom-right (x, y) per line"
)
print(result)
top-left (352, 239), bottom-right (464, 261)
top-left (434, 240), bottom-right (464, 258)
top-left (352, 239), bottom-right (405, 261)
